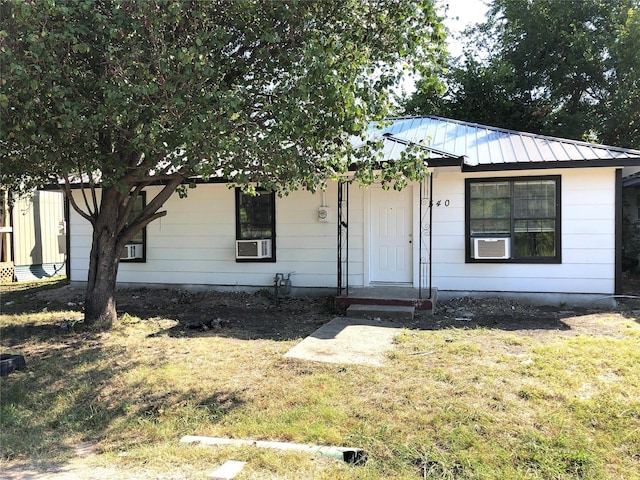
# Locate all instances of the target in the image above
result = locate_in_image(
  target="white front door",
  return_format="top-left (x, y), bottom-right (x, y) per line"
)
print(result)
top-left (370, 186), bottom-right (413, 283)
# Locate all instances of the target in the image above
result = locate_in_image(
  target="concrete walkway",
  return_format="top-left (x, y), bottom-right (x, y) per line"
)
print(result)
top-left (284, 317), bottom-right (407, 366)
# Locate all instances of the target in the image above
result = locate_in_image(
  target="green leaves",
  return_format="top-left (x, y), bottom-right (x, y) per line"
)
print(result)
top-left (408, 0), bottom-right (640, 148)
top-left (1, 0), bottom-right (445, 196)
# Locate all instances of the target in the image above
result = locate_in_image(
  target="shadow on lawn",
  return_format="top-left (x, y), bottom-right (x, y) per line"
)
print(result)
top-left (0, 323), bottom-right (123, 460)
top-left (0, 319), bottom-right (244, 462)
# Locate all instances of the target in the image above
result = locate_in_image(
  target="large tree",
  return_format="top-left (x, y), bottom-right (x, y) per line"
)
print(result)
top-left (1, 0), bottom-right (445, 328)
top-left (406, 0), bottom-right (640, 148)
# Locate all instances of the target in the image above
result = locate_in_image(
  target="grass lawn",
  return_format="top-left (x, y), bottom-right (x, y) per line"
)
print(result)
top-left (1, 280), bottom-right (639, 479)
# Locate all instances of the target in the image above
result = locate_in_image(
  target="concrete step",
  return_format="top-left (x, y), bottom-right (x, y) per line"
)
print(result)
top-left (346, 304), bottom-right (415, 321)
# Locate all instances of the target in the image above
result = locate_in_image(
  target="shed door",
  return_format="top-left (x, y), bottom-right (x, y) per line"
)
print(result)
top-left (370, 186), bottom-right (413, 283)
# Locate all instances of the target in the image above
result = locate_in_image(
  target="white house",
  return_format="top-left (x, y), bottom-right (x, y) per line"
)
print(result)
top-left (67, 117), bottom-right (640, 307)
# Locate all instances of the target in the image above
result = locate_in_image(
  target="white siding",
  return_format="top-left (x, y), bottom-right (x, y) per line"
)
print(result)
top-left (70, 183), bottom-right (341, 289)
top-left (430, 167), bottom-right (617, 295)
top-left (69, 167), bottom-right (619, 295)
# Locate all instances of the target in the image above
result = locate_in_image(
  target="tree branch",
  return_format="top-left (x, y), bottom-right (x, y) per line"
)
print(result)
top-left (62, 176), bottom-right (95, 224)
top-left (117, 177), bottom-right (183, 245)
top-left (75, 161), bottom-right (96, 217)
top-left (120, 209), bottom-right (167, 245)
top-left (115, 182), bottom-right (149, 234)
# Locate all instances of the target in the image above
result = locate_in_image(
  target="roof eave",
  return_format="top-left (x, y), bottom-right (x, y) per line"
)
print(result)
top-left (461, 158), bottom-right (640, 172)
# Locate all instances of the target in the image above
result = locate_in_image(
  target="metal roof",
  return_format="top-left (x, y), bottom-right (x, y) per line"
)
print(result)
top-left (623, 171), bottom-right (640, 187)
top-left (369, 116), bottom-right (640, 171)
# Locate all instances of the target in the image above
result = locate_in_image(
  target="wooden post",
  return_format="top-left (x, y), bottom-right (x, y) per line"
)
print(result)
top-left (0, 189), bottom-right (14, 282)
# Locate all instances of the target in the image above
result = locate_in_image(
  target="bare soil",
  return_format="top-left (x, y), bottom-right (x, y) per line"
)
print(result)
top-left (23, 285), bottom-right (338, 340)
top-left (6, 277), bottom-right (640, 341)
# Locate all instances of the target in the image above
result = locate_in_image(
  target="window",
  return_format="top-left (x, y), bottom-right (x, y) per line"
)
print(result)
top-left (235, 188), bottom-right (276, 262)
top-left (120, 192), bottom-right (146, 262)
top-left (466, 176), bottom-right (560, 263)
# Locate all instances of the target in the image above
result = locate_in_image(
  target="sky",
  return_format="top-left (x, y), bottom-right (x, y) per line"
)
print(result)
top-left (398, 0), bottom-right (490, 96)
top-left (441, 0), bottom-right (491, 57)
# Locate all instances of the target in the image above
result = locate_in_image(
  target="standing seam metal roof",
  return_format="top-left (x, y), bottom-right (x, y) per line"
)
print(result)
top-left (370, 116), bottom-right (640, 169)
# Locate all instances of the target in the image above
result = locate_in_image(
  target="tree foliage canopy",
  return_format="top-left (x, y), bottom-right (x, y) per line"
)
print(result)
top-left (406, 0), bottom-right (640, 148)
top-left (2, 0), bottom-right (445, 195)
top-left (0, 0), bottom-right (445, 327)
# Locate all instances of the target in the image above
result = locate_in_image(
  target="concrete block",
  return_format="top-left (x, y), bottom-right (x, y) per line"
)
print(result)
top-left (208, 460), bottom-right (247, 480)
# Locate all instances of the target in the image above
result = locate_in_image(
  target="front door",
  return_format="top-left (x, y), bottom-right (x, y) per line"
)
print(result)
top-left (370, 186), bottom-right (413, 283)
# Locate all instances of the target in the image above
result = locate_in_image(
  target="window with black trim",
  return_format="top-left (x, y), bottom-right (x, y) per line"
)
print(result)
top-left (120, 192), bottom-right (146, 262)
top-left (235, 188), bottom-right (276, 262)
top-left (466, 176), bottom-right (560, 263)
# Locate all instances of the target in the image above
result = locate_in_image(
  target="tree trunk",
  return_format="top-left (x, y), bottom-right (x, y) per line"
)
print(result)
top-left (84, 189), bottom-right (122, 329)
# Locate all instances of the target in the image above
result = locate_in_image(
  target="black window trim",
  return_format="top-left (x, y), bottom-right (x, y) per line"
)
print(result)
top-left (121, 191), bottom-right (147, 263)
top-left (465, 175), bottom-right (562, 264)
top-left (235, 187), bottom-right (276, 263)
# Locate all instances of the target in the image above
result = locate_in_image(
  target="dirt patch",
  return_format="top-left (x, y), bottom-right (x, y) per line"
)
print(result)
top-left (13, 281), bottom-right (640, 341)
top-left (429, 294), bottom-right (639, 337)
top-left (22, 285), bottom-right (337, 340)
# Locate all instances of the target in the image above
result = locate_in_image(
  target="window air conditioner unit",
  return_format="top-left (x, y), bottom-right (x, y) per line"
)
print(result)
top-left (236, 239), bottom-right (272, 259)
top-left (120, 243), bottom-right (143, 260)
top-left (473, 237), bottom-right (510, 260)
